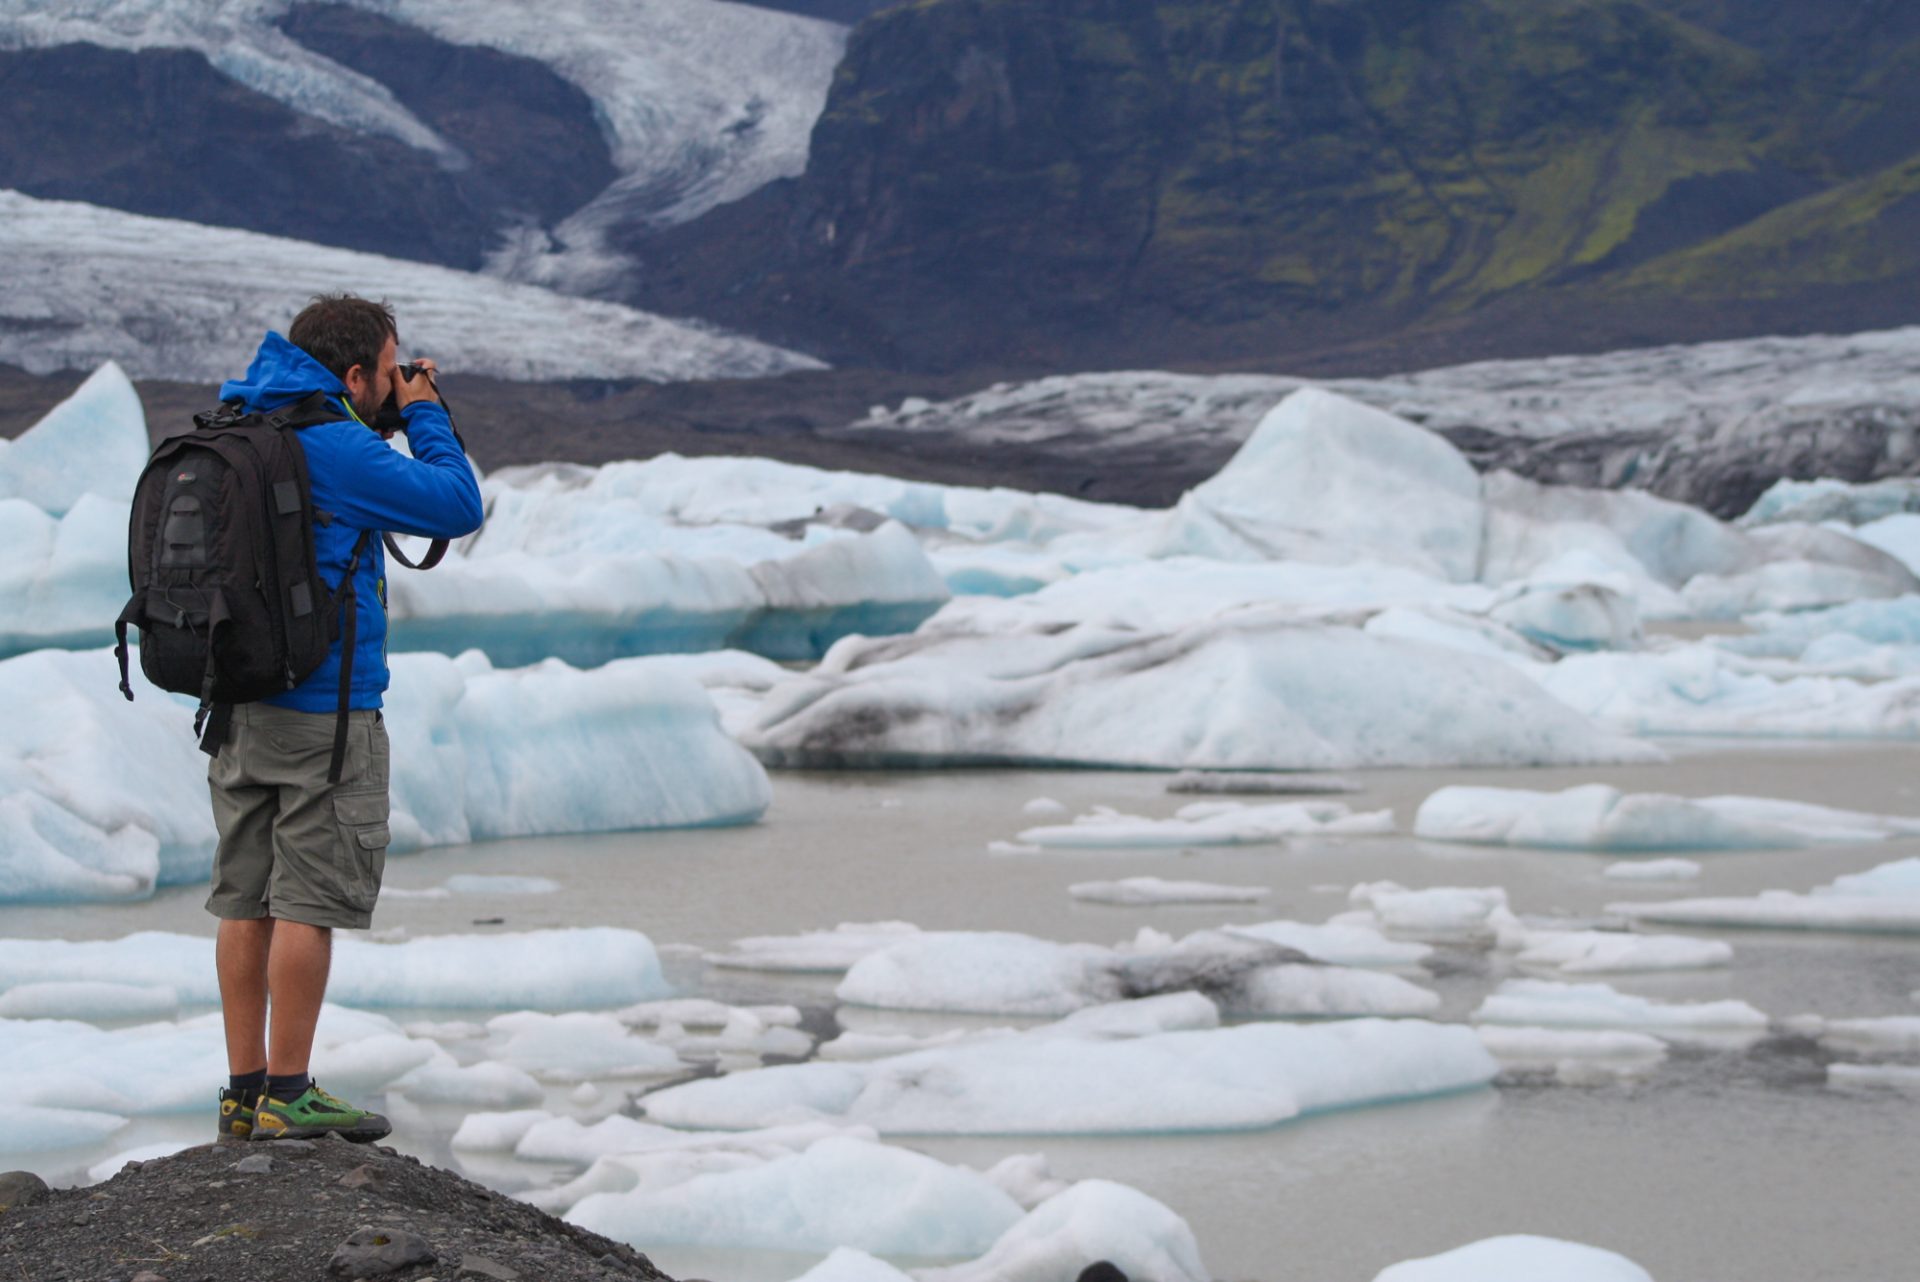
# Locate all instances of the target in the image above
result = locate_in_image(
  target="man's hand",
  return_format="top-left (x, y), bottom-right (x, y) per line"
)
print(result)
top-left (393, 357), bottom-right (440, 410)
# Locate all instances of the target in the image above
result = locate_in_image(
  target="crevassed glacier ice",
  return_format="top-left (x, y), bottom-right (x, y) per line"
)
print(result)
top-left (1372, 1234), bottom-right (1654, 1282)
top-left (0, 193), bottom-right (819, 382)
top-left (744, 608), bottom-right (1657, 771)
top-left (0, 647), bottom-right (768, 903)
top-left (641, 1015), bottom-right (1497, 1135)
top-left (1415, 784), bottom-right (1920, 851)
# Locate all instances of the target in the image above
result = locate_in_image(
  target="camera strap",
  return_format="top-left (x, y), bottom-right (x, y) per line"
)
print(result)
top-left (381, 532), bottom-right (449, 571)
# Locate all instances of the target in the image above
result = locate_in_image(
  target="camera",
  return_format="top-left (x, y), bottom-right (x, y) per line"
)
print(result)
top-left (372, 361), bottom-right (431, 436)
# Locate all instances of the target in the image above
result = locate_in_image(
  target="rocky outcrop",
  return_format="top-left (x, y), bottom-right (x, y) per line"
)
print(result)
top-left (0, 1140), bottom-right (671, 1282)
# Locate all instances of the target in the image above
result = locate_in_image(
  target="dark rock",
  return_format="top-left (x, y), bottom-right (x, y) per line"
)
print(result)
top-left (0, 1171), bottom-right (49, 1211)
top-left (130, 1272), bottom-right (168, 1282)
top-left (231, 1154), bottom-right (275, 1175)
top-left (328, 1226), bottom-right (438, 1278)
top-left (457, 1253), bottom-right (522, 1280)
top-left (338, 1164), bottom-right (385, 1190)
top-left (1077, 1265), bottom-right (1130, 1282)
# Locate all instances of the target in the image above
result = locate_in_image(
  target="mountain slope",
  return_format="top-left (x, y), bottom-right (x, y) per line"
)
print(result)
top-left (626, 0), bottom-right (1920, 372)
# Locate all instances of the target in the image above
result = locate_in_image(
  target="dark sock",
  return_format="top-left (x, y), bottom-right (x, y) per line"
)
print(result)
top-left (266, 1072), bottom-right (311, 1102)
top-left (229, 1068), bottom-right (267, 1100)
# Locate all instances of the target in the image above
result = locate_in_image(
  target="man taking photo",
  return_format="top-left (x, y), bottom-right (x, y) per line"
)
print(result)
top-left (207, 294), bottom-right (483, 1142)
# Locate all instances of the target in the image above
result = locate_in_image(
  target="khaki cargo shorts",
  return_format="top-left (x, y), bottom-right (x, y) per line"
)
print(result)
top-left (206, 703), bottom-right (391, 930)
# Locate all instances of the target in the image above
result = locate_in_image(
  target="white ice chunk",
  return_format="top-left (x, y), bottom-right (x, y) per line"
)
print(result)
top-left (0, 1104), bottom-right (128, 1154)
top-left (1612, 856), bottom-right (1920, 934)
top-left (1022, 797), bottom-right (1069, 816)
top-left (0, 980), bottom-right (177, 1021)
top-left (1603, 859), bottom-right (1702, 881)
top-left (87, 1140), bottom-right (195, 1183)
top-left (838, 931), bottom-right (1437, 1019)
top-left (566, 1136), bottom-right (1024, 1257)
top-left (0, 363), bottom-right (146, 515)
top-left (1787, 1015), bottom-right (1920, 1056)
top-left (449, 1109), bottom-right (555, 1152)
top-left (1513, 930), bottom-right (1732, 974)
top-left (977, 1154), bottom-right (1072, 1211)
top-left (1416, 784), bottom-right (1920, 850)
top-left (1472, 979), bottom-right (1767, 1030)
top-left (789, 1248), bottom-right (915, 1282)
top-left (1346, 883), bottom-right (1520, 947)
top-left (1373, 1234), bottom-right (1654, 1282)
top-left (441, 875), bottom-right (561, 895)
top-left (396, 1060), bottom-right (545, 1109)
top-left (922, 1180), bottom-right (1209, 1282)
top-left (1474, 1026), bottom-right (1668, 1066)
top-left (1828, 1064), bottom-right (1920, 1093)
top-left (516, 1115), bottom-right (686, 1165)
top-left (1220, 921), bottom-right (1433, 968)
top-left (642, 1017), bottom-right (1497, 1135)
top-left (745, 609), bottom-right (1655, 771)
top-left (1069, 878), bottom-right (1269, 906)
top-left (1020, 801), bottom-right (1393, 849)
top-left (706, 922), bottom-right (924, 974)
top-left (485, 1012), bottom-right (683, 1082)
top-left (0, 928), bottom-right (670, 1009)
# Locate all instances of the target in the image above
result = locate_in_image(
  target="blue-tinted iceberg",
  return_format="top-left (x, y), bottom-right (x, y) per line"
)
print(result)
top-left (0, 647), bottom-right (769, 903)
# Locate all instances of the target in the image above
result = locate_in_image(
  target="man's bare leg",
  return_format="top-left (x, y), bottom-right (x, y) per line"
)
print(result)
top-left (266, 920), bottom-right (332, 1076)
top-left (215, 917), bottom-right (274, 1074)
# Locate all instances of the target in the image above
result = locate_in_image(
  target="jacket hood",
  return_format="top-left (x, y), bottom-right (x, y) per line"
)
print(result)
top-left (220, 331), bottom-right (351, 413)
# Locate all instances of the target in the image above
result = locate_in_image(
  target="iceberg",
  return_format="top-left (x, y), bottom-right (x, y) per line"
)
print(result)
top-left (1612, 856), bottom-right (1920, 934)
top-left (640, 1015), bottom-right (1498, 1135)
top-left (744, 609), bottom-right (1657, 771)
top-left (1602, 859), bottom-right (1702, 882)
top-left (1414, 784), bottom-right (1920, 851)
top-left (1511, 930), bottom-right (1732, 974)
top-left (1340, 883), bottom-right (1522, 947)
top-left (920, 1180), bottom-right (1209, 1282)
top-left (0, 1104), bottom-right (129, 1155)
top-left (1019, 801), bottom-right (1393, 848)
top-left (0, 646), bottom-right (769, 903)
top-left (1784, 1015), bottom-right (1920, 1056)
top-left (0, 980), bottom-right (178, 1021)
top-left (1471, 979), bottom-right (1767, 1031)
top-left (836, 931), bottom-right (1438, 1019)
top-left (1372, 1234), bottom-right (1654, 1282)
top-left (0, 363), bottom-right (146, 516)
top-left (1068, 878), bottom-right (1269, 906)
top-left (0, 928), bottom-right (670, 1010)
top-left (706, 922), bottom-right (926, 974)
top-left (565, 1136), bottom-right (1025, 1257)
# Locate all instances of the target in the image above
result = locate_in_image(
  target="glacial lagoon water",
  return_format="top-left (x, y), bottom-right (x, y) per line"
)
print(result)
top-left (5, 743), bottom-right (1918, 1282)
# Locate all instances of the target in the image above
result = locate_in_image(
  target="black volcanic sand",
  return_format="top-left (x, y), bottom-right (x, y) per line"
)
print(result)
top-left (0, 1136), bottom-right (671, 1282)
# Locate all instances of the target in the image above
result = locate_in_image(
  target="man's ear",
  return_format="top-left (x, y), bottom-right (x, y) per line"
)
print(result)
top-left (343, 363), bottom-right (369, 399)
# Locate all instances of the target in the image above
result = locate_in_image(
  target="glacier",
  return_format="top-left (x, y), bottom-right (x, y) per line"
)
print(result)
top-left (0, 0), bottom-right (845, 248)
top-left (0, 646), bottom-right (770, 903)
top-left (0, 191), bottom-right (819, 382)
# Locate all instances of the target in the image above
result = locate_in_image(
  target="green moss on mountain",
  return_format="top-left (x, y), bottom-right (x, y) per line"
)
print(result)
top-left (628, 0), bottom-right (1920, 372)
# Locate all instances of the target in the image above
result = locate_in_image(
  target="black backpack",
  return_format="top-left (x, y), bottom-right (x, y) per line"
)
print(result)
top-left (113, 391), bottom-right (443, 783)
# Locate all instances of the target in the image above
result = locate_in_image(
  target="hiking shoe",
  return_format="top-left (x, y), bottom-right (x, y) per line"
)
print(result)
top-left (217, 1087), bottom-right (258, 1142)
top-left (251, 1082), bottom-right (391, 1143)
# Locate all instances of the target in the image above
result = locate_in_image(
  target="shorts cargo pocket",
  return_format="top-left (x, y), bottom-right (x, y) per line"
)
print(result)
top-left (332, 790), bottom-right (390, 912)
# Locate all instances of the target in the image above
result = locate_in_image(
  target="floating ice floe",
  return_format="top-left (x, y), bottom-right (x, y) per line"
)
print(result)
top-left (1415, 784), bottom-right (1920, 851)
top-left (744, 608), bottom-right (1656, 771)
top-left (1611, 856), bottom-right (1920, 934)
top-left (837, 931), bottom-right (1439, 1019)
top-left (641, 1010), bottom-right (1497, 1135)
top-left (1165, 771), bottom-right (1361, 795)
top-left (1338, 883), bottom-right (1523, 947)
top-left (920, 1179), bottom-right (1210, 1282)
top-left (1603, 859), bottom-right (1702, 882)
top-left (1780, 1014), bottom-right (1920, 1056)
top-left (0, 646), bottom-right (769, 903)
top-left (0, 928), bottom-right (669, 1010)
top-left (706, 922), bottom-right (925, 974)
top-left (1022, 797), bottom-right (1070, 816)
top-left (616, 999), bottom-right (813, 1065)
top-left (384, 874), bottom-right (562, 901)
top-left (1828, 1064), bottom-right (1920, 1093)
top-left (1512, 930), bottom-right (1732, 974)
top-left (1472, 979), bottom-right (1767, 1031)
top-left (1372, 1234), bottom-right (1654, 1282)
top-left (1019, 801), bottom-right (1393, 848)
top-left (0, 1104), bottom-right (129, 1156)
top-left (1475, 1026), bottom-right (1668, 1068)
top-left (0, 980), bottom-right (178, 1021)
top-left (566, 1135), bottom-right (1025, 1257)
top-left (482, 1012), bottom-right (684, 1083)
top-left (1069, 878), bottom-right (1270, 906)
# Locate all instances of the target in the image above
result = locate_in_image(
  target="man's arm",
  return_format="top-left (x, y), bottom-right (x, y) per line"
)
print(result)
top-left (327, 401), bottom-right (485, 540)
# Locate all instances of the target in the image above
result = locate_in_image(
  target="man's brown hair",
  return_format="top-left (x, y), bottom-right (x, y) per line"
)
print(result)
top-left (288, 293), bottom-right (396, 383)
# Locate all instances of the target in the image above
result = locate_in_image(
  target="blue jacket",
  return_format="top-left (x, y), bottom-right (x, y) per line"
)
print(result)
top-left (220, 332), bottom-right (484, 712)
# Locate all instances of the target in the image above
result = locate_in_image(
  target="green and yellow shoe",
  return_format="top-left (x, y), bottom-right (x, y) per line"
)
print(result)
top-left (250, 1082), bottom-right (391, 1143)
top-left (217, 1088), bottom-right (258, 1142)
